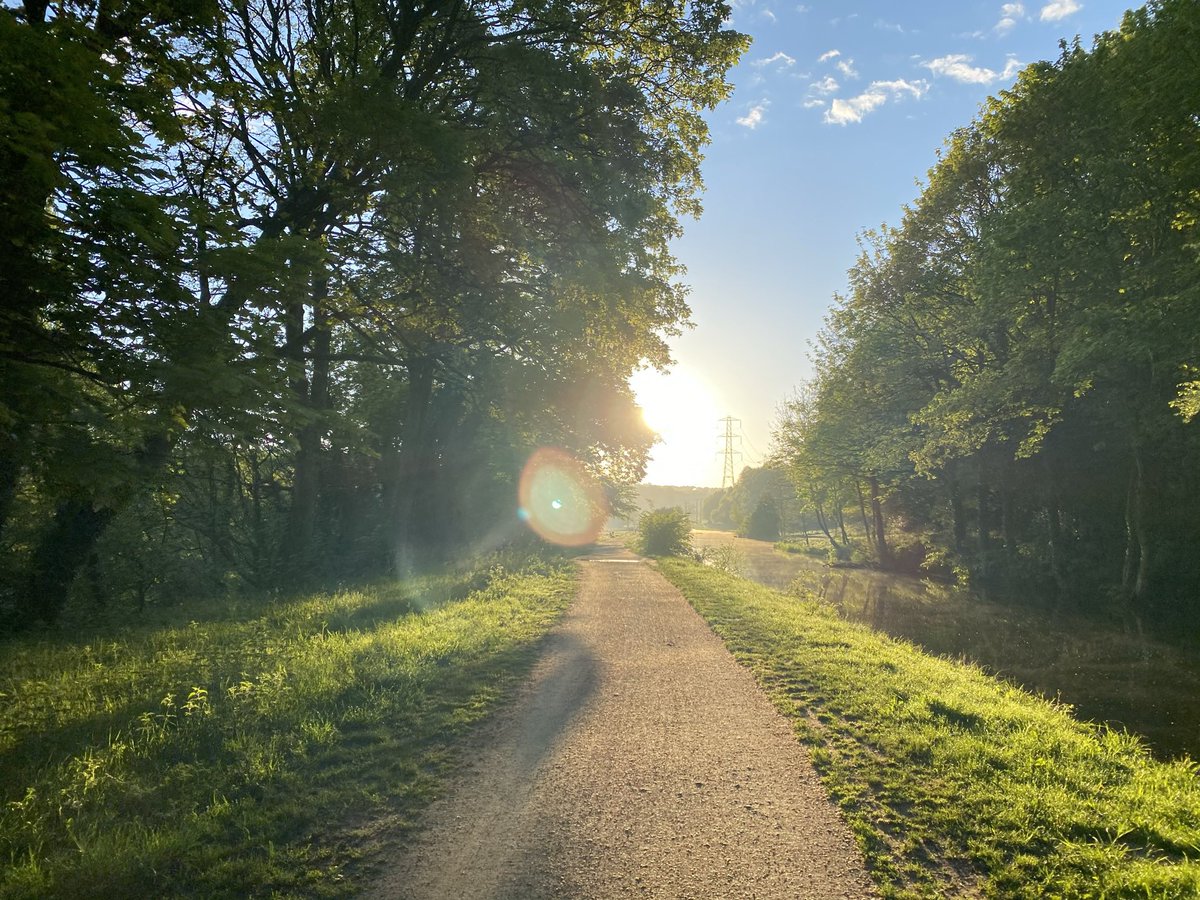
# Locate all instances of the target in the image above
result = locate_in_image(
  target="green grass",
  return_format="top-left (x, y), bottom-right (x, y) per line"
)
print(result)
top-left (0, 560), bottom-right (574, 898)
top-left (658, 558), bottom-right (1200, 899)
top-left (773, 539), bottom-right (827, 559)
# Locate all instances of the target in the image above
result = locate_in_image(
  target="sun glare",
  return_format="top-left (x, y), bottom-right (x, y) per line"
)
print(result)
top-left (518, 447), bottom-right (607, 546)
top-left (630, 366), bottom-right (723, 487)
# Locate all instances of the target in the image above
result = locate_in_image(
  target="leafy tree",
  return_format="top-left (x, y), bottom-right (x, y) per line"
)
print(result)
top-left (1, 0), bottom-right (749, 624)
top-left (740, 498), bottom-right (781, 542)
top-left (775, 0), bottom-right (1200, 609)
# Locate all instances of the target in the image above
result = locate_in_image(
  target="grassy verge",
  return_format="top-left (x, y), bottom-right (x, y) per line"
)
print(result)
top-left (659, 558), bottom-right (1200, 899)
top-left (0, 560), bottom-right (574, 898)
top-left (773, 539), bottom-right (827, 559)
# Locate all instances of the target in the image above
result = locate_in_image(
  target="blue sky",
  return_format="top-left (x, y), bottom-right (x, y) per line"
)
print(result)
top-left (635, 0), bottom-right (1137, 487)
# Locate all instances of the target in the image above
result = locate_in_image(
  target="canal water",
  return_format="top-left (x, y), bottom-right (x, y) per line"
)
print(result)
top-left (691, 530), bottom-right (1200, 761)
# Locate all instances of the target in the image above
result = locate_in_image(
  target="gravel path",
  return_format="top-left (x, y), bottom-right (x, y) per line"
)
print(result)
top-left (367, 544), bottom-right (878, 899)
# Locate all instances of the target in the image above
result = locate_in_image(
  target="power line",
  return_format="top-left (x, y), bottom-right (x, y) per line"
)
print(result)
top-left (717, 416), bottom-right (742, 489)
top-left (741, 426), bottom-right (765, 467)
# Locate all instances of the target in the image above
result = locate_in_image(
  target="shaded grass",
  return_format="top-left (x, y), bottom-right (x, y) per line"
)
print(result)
top-left (659, 558), bottom-right (1200, 899)
top-left (0, 561), bottom-right (574, 898)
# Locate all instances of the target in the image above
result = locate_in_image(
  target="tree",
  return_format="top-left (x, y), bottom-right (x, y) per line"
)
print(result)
top-left (1, 0), bottom-right (749, 623)
top-left (774, 0), bottom-right (1200, 608)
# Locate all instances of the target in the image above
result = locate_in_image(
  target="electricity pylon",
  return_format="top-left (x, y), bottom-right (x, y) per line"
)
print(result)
top-left (718, 416), bottom-right (742, 489)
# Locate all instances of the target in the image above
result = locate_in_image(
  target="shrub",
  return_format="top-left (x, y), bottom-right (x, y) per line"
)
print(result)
top-left (637, 507), bottom-right (693, 557)
top-left (701, 543), bottom-right (744, 576)
top-left (739, 498), bottom-right (781, 541)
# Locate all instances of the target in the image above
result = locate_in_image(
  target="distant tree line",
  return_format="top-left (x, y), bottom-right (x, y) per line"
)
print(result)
top-left (0, 0), bottom-right (747, 627)
top-left (702, 466), bottom-right (797, 542)
top-left (774, 0), bottom-right (1200, 609)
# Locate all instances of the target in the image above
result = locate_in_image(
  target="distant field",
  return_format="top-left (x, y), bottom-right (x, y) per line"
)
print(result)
top-left (0, 562), bottom-right (573, 899)
top-left (660, 558), bottom-right (1200, 899)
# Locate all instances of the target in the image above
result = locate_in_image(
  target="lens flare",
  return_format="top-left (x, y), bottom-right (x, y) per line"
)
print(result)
top-left (518, 447), bottom-right (607, 547)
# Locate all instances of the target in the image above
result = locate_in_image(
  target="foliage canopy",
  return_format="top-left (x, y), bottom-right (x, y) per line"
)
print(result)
top-left (0, 0), bottom-right (748, 625)
top-left (774, 0), bottom-right (1200, 607)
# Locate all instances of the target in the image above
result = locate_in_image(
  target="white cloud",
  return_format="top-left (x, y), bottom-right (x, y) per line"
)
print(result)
top-left (823, 79), bottom-right (927, 125)
top-left (825, 93), bottom-right (887, 125)
top-left (754, 51), bottom-right (796, 68)
top-left (817, 49), bottom-right (841, 62)
top-left (796, 3), bottom-right (810, 10)
top-left (1040, 0), bottom-right (1081, 20)
top-left (874, 79), bottom-right (927, 98)
top-left (923, 54), bottom-right (995, 84)
top-left (875, 19), bottom-right (906, 33)
top-left (761, 8), bottom-right (777, 23)
top-left (737, 102), bottom-right (768, 129)
top-left (809, 75), bottom-right (840, 95)
top-left (802, 98), bottom-right (826, 108)
top-left (994, 2), bottom-right (1025, 33)
top-left (836, 58), bottom-right (859, 78)
top-left (923, 53), bottom-right (1022, 84)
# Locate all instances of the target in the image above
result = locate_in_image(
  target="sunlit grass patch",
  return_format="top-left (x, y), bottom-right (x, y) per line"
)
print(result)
top-left (0, 562), bottom-right (574, 898)
top-left (659, 558), bottom-right (1200, 899)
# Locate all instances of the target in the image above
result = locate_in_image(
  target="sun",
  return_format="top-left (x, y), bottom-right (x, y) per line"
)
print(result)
top-left (630, 365), bottom-right (723, 487)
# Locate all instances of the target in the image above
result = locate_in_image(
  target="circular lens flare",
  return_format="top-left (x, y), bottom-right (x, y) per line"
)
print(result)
top-left (518, 447), bottom-right (607, 547)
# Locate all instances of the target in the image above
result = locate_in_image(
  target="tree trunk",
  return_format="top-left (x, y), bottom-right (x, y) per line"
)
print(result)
top-left (1122, 461), bottom-right (1137, 593)
top-left (999, 465), bottom-right (1016, 566)
top-left (948, 472), bottom-right (967, 555)
top-left (16, 499), bottom-right (116, 626)
top-left (1131, 448), bottom-right (1151, 602)
top-left (868, 475), bottom-right (890, 567)
top-left (10, 428), bottom-right (172, 628)
top-left (281, 276), bottom-right (331, 579)
top-left (975, 479), bottom-right (990, 582)
top-left (855, 479), bottom-right (874, 550)
top-left (0, 429), bottom-right (23, 546)
top-left (809, 487), bottom-right (842, 554)
top-left (1045, 503), bottom-right (1068, 593)
top-left (1042, 456), bottom-right (1069, 597)
top-left (391, 357), bottom-right (436, 577)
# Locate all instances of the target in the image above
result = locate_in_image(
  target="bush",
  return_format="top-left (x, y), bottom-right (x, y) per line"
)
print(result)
top-left (637, 507), bottom-right (692, 557)
top-left (700, 543), bottom-right (744, 576)
top-left (739, 498), bottom-right (781, 541)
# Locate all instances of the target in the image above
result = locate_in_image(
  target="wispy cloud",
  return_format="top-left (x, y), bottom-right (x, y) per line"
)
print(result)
top-left (923, 53), bottom-right (1021, 84)
top-left (995, 2), bottom-right (1025, 33)
top-left (796, 3), bottom-right (810, 10)
top-left (737, 102), bottom-right (769, 129)
top-left (760, 7), bottom-right (777, 23)
top-left (753, 51), bottom-right (796, 68)
top-left (836, 58), bottom-right (859, 78)
top-left (809, 75), bottom-right (840, 95)
top-left (802, 98), bottom-right (826, 108)
top-left (823, 79), bottom-right (927, 125)
top-left (874, 18), bottom-right (907, 33)
top-left (1040, 0), bottom-right (1081, 21)
top-left (817, 49), bottom-right (841, 62)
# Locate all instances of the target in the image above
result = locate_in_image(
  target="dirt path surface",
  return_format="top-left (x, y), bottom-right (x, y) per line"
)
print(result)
top-left (367, 544), bottom-right (878, 899)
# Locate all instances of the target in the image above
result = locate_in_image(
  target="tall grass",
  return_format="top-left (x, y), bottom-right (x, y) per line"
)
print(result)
top-left (1, 561), bottom-right (573, 898)
top-left (659, 558), bottom-right (1200, 899)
